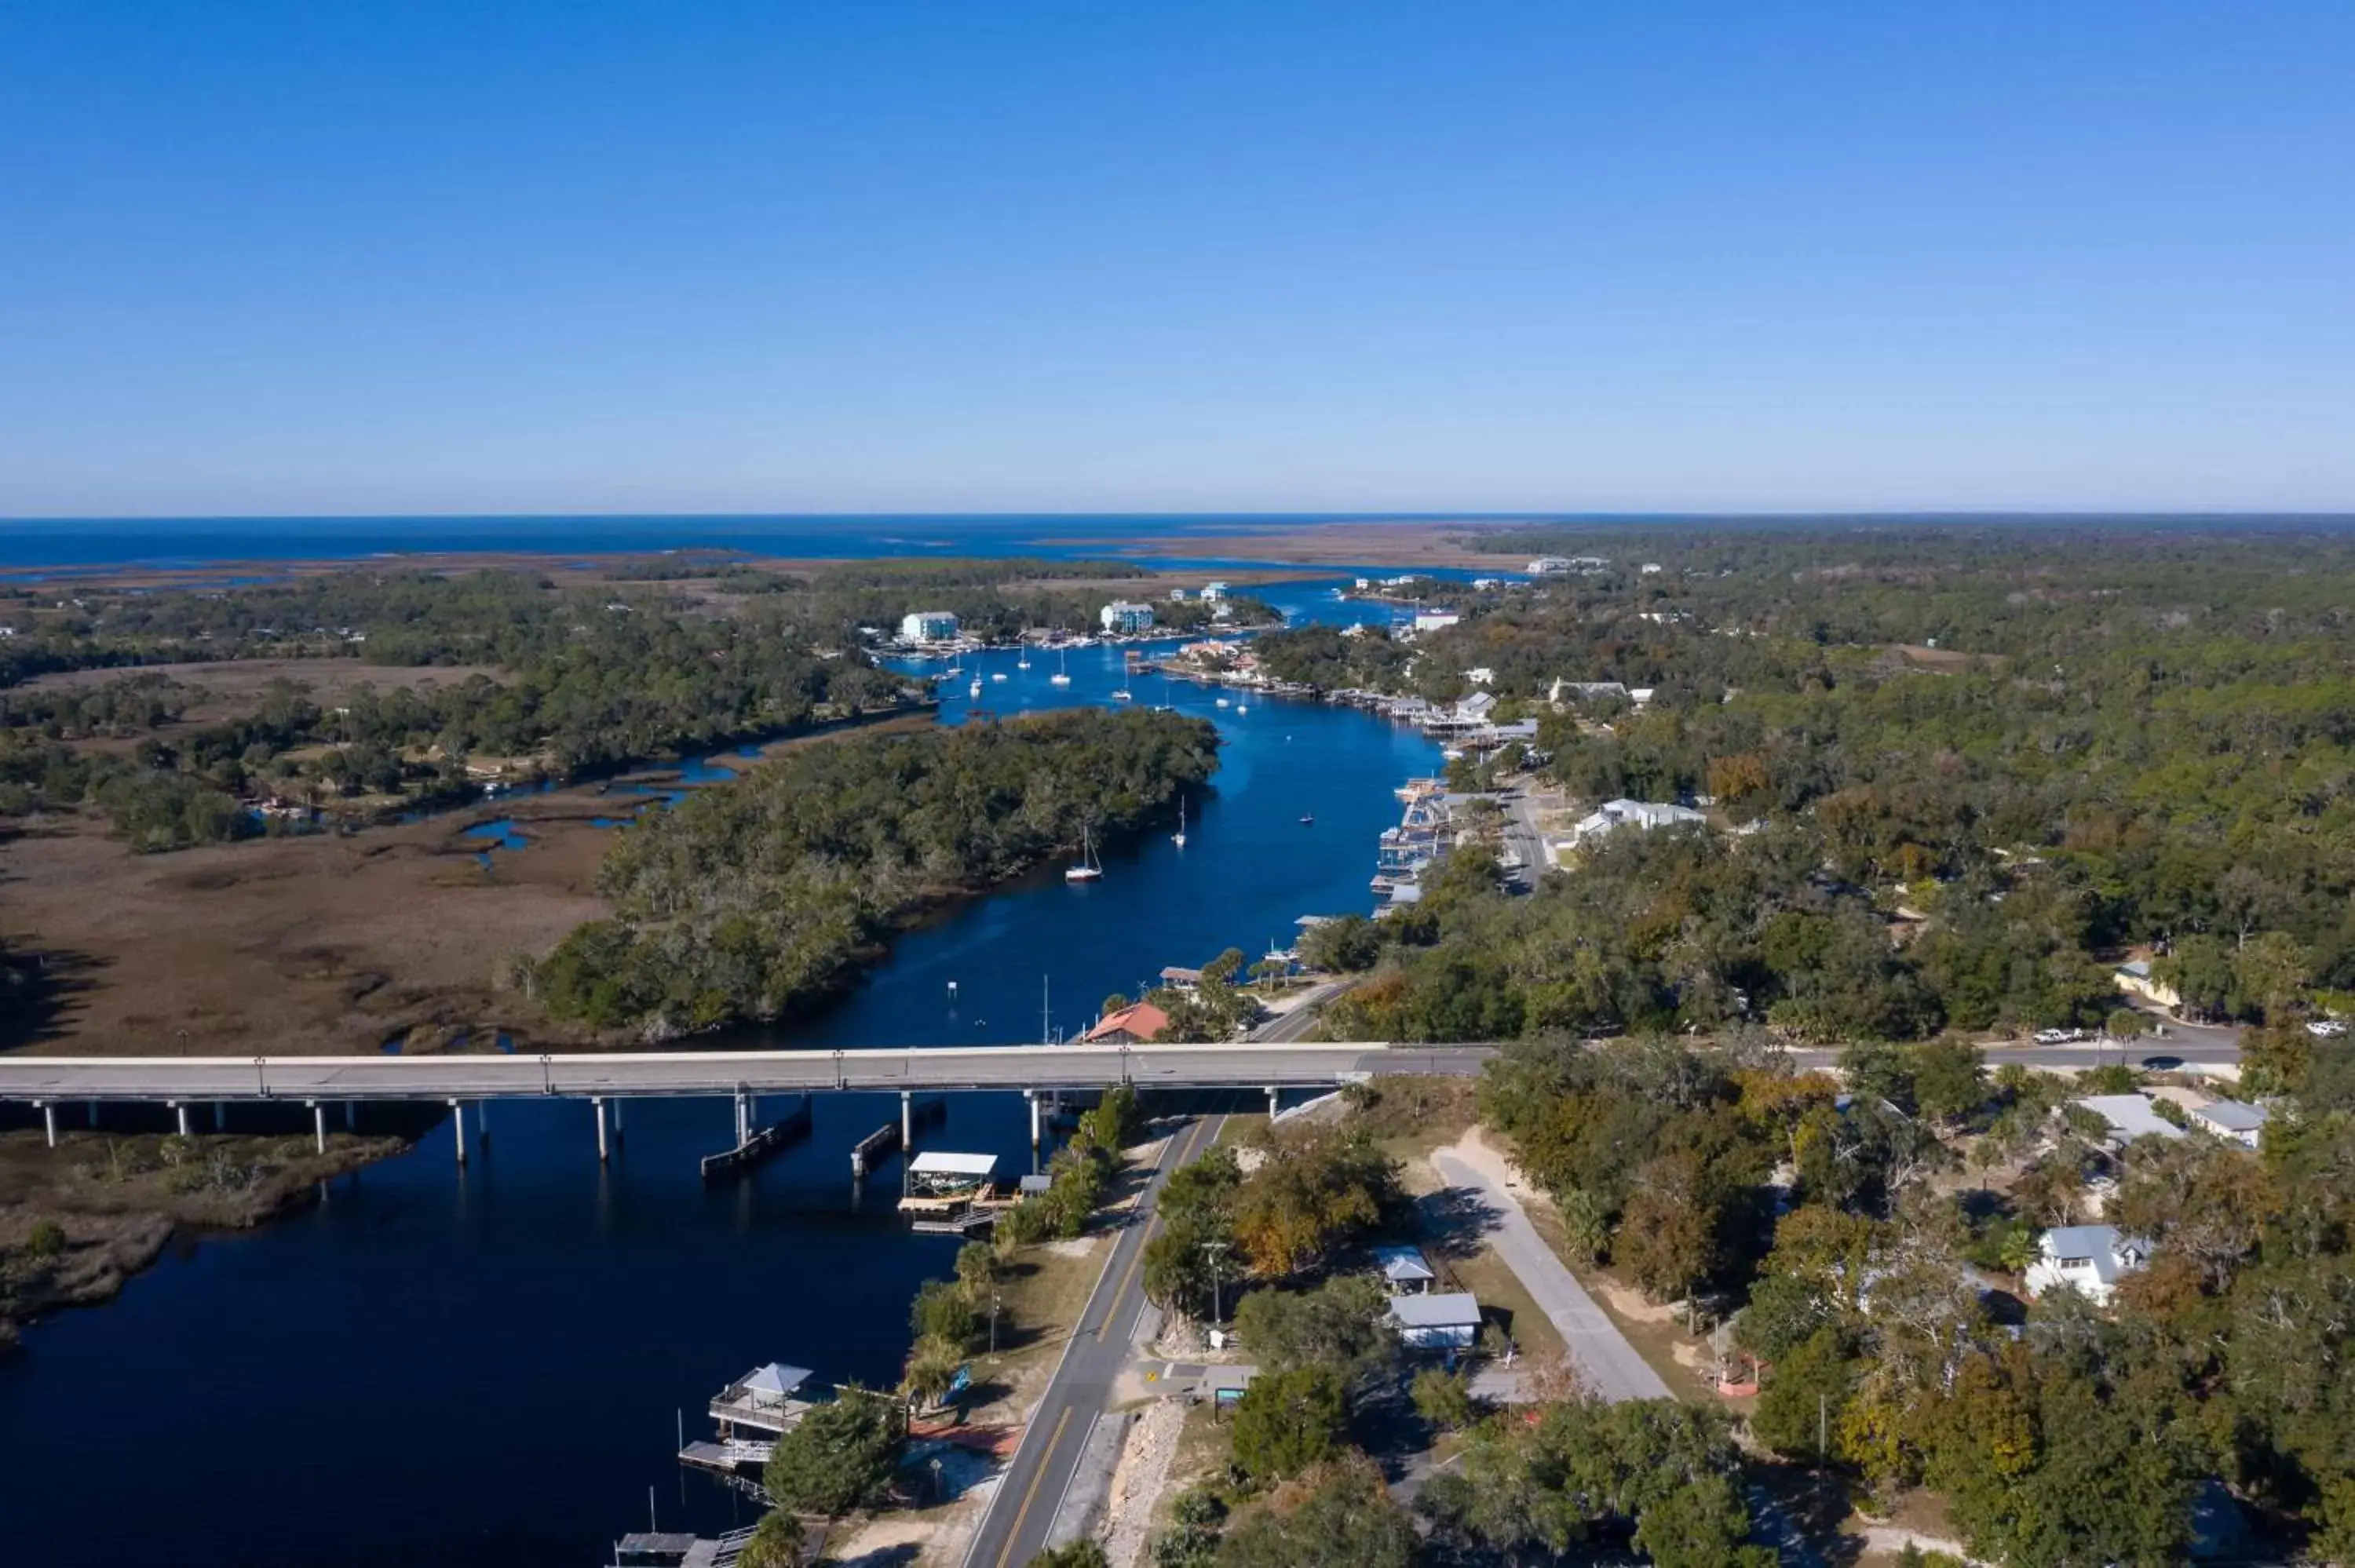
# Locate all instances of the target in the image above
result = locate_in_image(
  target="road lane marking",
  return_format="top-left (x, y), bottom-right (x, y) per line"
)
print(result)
top-left (1097, 1116), bottom-right (1210, 1341)
top-left (995, 1405), bottom-right (1072, 1568)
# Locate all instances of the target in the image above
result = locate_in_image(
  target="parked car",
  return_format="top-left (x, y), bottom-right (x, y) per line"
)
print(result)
top-left (2308, 1019), bottom-right (2348, 1038)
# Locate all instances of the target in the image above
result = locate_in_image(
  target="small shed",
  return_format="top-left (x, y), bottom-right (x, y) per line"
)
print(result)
top-left (1389, 1291), bottom-right (1481, 1352)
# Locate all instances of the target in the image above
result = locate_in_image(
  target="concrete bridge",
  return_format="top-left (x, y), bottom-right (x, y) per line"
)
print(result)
top-left (0, 1042), bottom-right (1492, 1159)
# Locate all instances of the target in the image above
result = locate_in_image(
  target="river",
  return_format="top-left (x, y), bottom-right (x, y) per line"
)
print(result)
top-left (0, 576), bottom-right (1444, 1566)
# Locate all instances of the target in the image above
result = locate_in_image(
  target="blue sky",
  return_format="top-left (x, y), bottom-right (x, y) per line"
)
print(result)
top-left (2, 2), bottom-right (2350, 516)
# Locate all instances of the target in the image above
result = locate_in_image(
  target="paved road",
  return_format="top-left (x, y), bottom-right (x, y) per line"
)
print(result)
top-left (1431, 1147), bottom-right (1671, 1402)
top-left (1249, 979), bottom-right (1354, 1043)
top-left (963, 1114), bottom-right (1226, 1568)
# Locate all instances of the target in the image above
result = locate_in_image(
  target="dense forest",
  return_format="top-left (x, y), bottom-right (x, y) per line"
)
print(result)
top-left (1288, 524), bottom-right (2355, 1038)
top-left (533, 706), bottom-right (1218, 1032)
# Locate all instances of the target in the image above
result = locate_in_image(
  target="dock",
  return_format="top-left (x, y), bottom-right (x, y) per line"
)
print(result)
top-left (678, 1437), bottom-right (774, 1475)
top-left (699, 1093), bottom-right (812, 1181)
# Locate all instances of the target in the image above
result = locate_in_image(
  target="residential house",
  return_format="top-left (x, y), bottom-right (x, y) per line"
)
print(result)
top-left (1412, 610), bottom-right (1462, 635)
top-left (1389, 1291), bottom-right (1482, 1352)
top-left (2115, 958), bottom-right (2182, 1009)
top-left (1568, 798), bottom-right (1707, 845)
top-left (2023, 1225), bottom-right (2152, 1306)
top-left (1526, 556), bottom-right (1573, 574)
top-left (2073, 1093), bottom-right (2186, 1147)
top-left (2190, 1099), bottom-right (2269, 1149)
top-left (1081, 1002), bottom-right (1170, 1045)
top-left (1452, 691), bottom-right (1498, 724)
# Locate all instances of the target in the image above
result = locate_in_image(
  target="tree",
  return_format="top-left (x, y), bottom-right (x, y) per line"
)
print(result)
top-left (1229, 1366), bottom-right (1345, 1483)
top-left (911, 1278), bottom-right (979, 1351)
top-left (1749, 1326), bottom-right (1857, 1460)
top-left (2105, 1008), bottom-right (2149, 1051)
top-left (764, 1384), bottom-right (904, 1517)
top-left (736, 1510), bottom-right (805, 1568)
top-left (955, 1239), bottom-right (1000, 1302)
top-left (902, 1335), bottom-right (965, 1412)
top-left (1229, 1274), bottom-right (1397, 1382)
top-left (1908, 1040), bottom-right (1984, 1128)
top-left (1215, 1457), bottom-right (1416, 1568)
top-left (1411, 1366), bottom-right (1479, 1431)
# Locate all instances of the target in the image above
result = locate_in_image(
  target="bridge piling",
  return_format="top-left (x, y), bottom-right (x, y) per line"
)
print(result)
top-left (610, 1098), bottom-right (623, 1143)
top-left (42, 1103), bottom-right (56, 1148)
top-left (1266, 1085), bottom-right (1279, 1118)
top-left (593, 1097), bottom-right (609, 1163)
top-left (214, 1101), bottom-right (226, 1132)
top-left (344, 1100), bottom-right (356, 1131)
top-left (173, 1103), bottom-right (191, 1138)
top-left (311, 1102), bottom-right (326, 1154)
top-left (87, 1100), bottom-right (97, 1128)
top-left (450, 1099), bottom-right (468, 1164)
top-left (900, 1089), bottom-right (912, 1149)
top-left (1028, 1089), bottom-right (1041, 1148)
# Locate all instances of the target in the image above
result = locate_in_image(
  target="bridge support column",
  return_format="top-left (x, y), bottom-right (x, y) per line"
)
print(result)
top-left (344, 1101), bottom-right (356, 1130)
top-left (1266, 1085), bottom-right (1280, 1119)
top-left (174, 1103), bottom-right (192, 1138)
top-left (476, 1099), bottom-right (489, 1144)
top-left (311, 1103), bottom-right (327, 1154)
top-left (610, 1098), bottom-right (623, 1143)
top-left (214, 1101), bottom-right (226, 1132)
top-left (42, 1103), bottom-right (57, 1148)
top-left (1028, 1090), bottom-right (1042, 1149)
top-left (450, 1100), bottom-right (468, 1165)
top-left (88, 1100), bottom-right (99, 1128)
top-left (734, 1091), bottom-right (750, 1148)
top-left (901, 1089), bottom-right (913, 1150)
top-left (593, 1098), bottom-right (610, 1163)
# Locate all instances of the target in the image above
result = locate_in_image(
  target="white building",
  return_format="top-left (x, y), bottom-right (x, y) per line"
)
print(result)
top-left (1471, 577), bottom-right (1504, 591)
top-left (1412, 610), bottom-right (1461, 635)
top-left (1453, 691), bottom-right (1498, 723)
top-left (1466, 666), bottom-right (1495, 686)
top-left (899, 611), bottom-right (959, 643)
top-left (1373, 1245), bottom-right (1437, 1294)
top-left (1389, 1290), bottom-right (1481, 1352)
top-left (2024, 1225), bottom-right (2152, 1306)
top-left (1100, 600), bottom-right (1157, 635)
top-left (1640, 562), bottom-right (1664, 574)
top-left (1527, 556), bottom-right (1573, 574)
top-left (2190, 1099), bottom-right (2269, 1149)
top-left (1568, 798), bottom-right (1706, 845)
top-left (1167, 586), bottom-right (1189, 601)
top-left (1200, 582), bottom-right (1229, 601)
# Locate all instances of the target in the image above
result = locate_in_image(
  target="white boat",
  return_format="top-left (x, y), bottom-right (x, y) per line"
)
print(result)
top-left (1017, 648), bottom-right (1031, 670)
top-left (1064, 825), bottom-right (1102, 882)
top-left (969, 678), bottom-right (982, 698)
top-left (991, 672), bottom-right (1007, 683)
top-left (1214, 696), bottom-right (1229, 709)
top-left (1172, 798), bottom-right (1188, 848)
top-left (1235, 701), bottom-right (1250, 713)
top-left (1050, 647), bottom-right (1072, 686)
top-left (1110, 687), bottom-right (1132, 702)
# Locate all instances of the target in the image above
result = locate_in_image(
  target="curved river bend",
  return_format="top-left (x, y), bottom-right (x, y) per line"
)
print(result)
top-left (0, 578), bottom-right (1443, 1566)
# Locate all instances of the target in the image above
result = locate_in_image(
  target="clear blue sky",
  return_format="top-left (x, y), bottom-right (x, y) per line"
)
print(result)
top-left (2, 2), bottom-right (2350, 516)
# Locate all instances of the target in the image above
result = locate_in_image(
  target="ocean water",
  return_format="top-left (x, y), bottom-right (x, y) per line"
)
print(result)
top-left (0, 574), bottom-right (1443, 1566)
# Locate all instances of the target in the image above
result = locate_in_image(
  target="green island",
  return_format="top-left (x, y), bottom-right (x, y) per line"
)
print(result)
top-left (533, 706), bottom-right (1219, 1031)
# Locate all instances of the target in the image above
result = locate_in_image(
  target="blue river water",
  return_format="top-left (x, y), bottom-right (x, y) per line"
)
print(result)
top-left (0, 573), bottom-right (1442, 1566)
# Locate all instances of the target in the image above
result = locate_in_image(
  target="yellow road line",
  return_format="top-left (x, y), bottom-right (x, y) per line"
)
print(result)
top-left (995, 1405), bottom-right (1072, 1568)
top-left (1097, 1115), bottom-right (1210, 1341)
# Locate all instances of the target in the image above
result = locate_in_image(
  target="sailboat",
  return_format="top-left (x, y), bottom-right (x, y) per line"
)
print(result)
top-left (1172, 798), bottom-right (1188, 848)
top-left (1064, 823), bottom-right (1102, 882)
top-left (1017, 644), bottom-right (1031, 670)
top-left (969, 675), bottom-right (983, 698)
top-left (1050, 647), bottom-right (1072, 687)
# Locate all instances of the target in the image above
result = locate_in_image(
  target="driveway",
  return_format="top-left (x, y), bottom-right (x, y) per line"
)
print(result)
top-left (1431, 1147), bottom-right (1671, 1402)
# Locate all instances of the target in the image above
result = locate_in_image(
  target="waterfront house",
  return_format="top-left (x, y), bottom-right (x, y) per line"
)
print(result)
top-left (1412, 609), bottom-right (1462, 635)
top-left (2024, 1225), bottom-right (2152, 1306)
top-left (1158, 965), bottom-right (1203, 991)
top-left (1083, 1001), bottom-right (1170, 1044)
top-left (1100, 599), bottom-right (1157, 635)
top-left (1389, 1291), bottom-right (1482, 1352)
top-left (899, 610), bottom-right (959, 643)
top-left (1374, 1245), bottom-right (1437, 1294)
top-left (2073, 1093), bottom-right (2186, 1148)
top-left (1527, 556), bottom-right (1573, 574)
top-left (1201, 582), bottom-right (1229, 601)
top-left (2190, 1099), bottom-right (2269, 1148)
top-left (1452, 691), bottom-right (1498, 724)
top-left (1167, 586), bottom-right (1189, 601)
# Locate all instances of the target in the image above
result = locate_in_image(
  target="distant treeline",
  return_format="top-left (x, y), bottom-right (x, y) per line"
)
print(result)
top-left (533, 706), bottom-right (1219, 1033)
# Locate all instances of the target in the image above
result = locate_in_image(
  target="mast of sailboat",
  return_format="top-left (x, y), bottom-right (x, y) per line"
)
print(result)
top-left (1041, 973), bottom-right (1051, 1045)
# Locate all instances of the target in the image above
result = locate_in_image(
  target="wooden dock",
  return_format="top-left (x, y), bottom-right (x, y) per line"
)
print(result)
top-left (699, 1094), bottom-right (812, 1181)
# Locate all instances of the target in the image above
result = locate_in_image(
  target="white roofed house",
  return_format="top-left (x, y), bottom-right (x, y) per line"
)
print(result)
top-left (2024, 1225), bottom-right (2152, 1306)
top-left (2072, 1093), bottom-right (2185, 1149)
top-left (1568, 798), bottom-right (1707, 846)
top-left (1453, 691), bottom-right (1498, 724)
top-left (1389, 1290), bottom-right (1482, 1352)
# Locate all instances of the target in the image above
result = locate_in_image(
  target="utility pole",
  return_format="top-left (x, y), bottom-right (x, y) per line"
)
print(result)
top-left (990, 1292), bottom-right (1001, 1355)
top-left (1204, 1240), bottom-right (1230, 1327)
